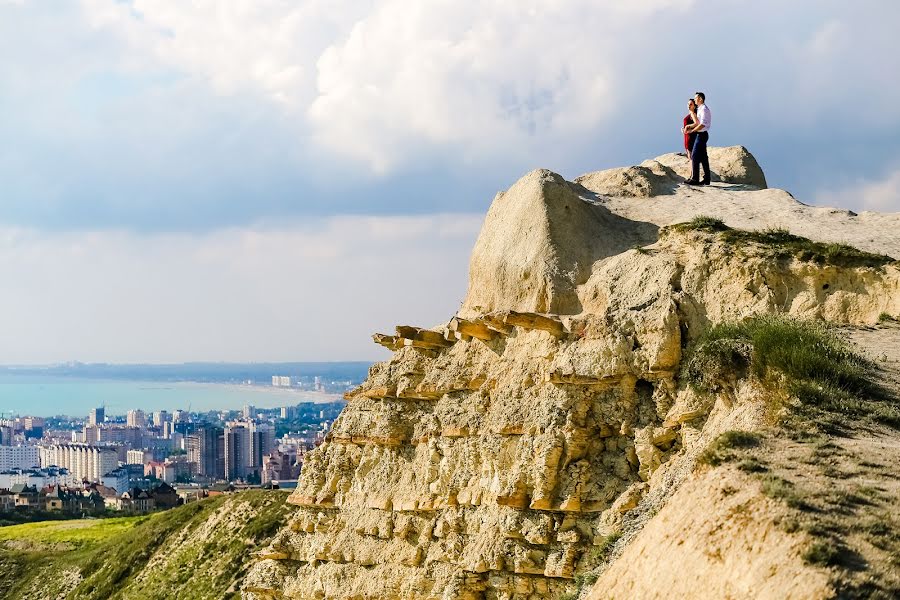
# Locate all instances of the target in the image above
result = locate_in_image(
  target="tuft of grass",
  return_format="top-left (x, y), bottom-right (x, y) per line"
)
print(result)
top-left (737, 457), bottom-right (768, 473)
top-left (759, 474), bottom-right (811, 511)
top-left (803, 541), bottom-right (843, 567)
top-left (669, 215), bottom-right (729, 233)
top-left (698, 430), bottom-right (761, 466)
top-left (878, 312), bottom-right (898, 323)
top-left (682, 315), bottom-right (900, 428)
top-left (666, 220), bottom-right (894, 268)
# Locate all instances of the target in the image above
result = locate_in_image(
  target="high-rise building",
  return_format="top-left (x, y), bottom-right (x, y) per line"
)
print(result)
top-left (249, 422), bottom-right (275, 472)
top-left (89, 407), bottom-right (105, 426)
top-left (172, 409), bottom-right (187, 423)
top-left (23, 417), bottom-right (44, 440)
top-left (82, 424), bottom-right (100, 445)
top-left (0, 446), bottom-right (40, 471)
top-left (97, 425), bottom-right (143, 447)
top-left (153, 411), bottom-right (169, 428)
top-left (186, 426), bottom-right (224, 480)
top-left (126, 409), bottom-right (147, 428)
top-left (0, 425), bottom-right (13, 446)
top-left (39, 444), bottom-right (118, 482)
top-left (224, 423), bottom-right (250, 480)
top-left (242, 405), bottom-right (255, 419)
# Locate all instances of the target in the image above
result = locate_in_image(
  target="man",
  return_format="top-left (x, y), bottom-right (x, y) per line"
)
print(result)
top-left (684, 91), bottom-right (711, 185)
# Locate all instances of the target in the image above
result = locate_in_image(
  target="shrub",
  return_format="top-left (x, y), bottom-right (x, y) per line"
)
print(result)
top-left (803, 541), bottom-right (842, 566)
top-left (682, 315), bottom-right (900, 427)
top-left (698, 430), bottom-right (761, 466)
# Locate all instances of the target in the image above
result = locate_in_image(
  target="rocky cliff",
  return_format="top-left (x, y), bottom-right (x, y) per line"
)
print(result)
top-left (243, 148), bottom-right (900, 599)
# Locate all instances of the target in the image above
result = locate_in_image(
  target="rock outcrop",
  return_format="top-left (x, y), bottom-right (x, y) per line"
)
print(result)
top-left (243, 148), bottom-right (900, 599)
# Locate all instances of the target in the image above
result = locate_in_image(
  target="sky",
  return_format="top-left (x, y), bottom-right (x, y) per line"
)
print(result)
top-left (1, 0), bottom-right (899, 363)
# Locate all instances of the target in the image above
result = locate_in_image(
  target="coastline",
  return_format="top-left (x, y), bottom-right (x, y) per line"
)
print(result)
top-left (0, 375), bottom-right (346, 417)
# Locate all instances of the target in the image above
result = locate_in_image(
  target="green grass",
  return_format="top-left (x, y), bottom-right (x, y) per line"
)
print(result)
top-left (682, 315), bottom-right (900, 428)
top-left (666, 217), bottom-right (894, 268)
top-left (803, 541), bottom-right (843, 567)
top-left (879, 312), bottom-right (898, 323)
top-left (759, 474), bottom-right (810, 511)
top-left (698, 430), bottom-right (761, 466)
top-left (0, 490), bottom-right (296, 600)
top-left (0, 516), bottom-right (147, 549)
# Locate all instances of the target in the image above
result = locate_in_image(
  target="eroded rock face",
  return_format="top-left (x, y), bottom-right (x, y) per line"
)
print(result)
top-left (243, 150), bottom-right (899, 600)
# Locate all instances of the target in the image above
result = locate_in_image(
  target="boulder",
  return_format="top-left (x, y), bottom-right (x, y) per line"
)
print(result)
top-left (649, 145), bottom-right (767, 188)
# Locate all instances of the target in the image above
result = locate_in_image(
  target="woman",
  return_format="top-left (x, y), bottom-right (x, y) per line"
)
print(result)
top-left (682, 99), bottom-right (698, 160)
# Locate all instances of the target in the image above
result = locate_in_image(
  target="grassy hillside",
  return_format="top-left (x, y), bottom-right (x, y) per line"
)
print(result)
top-left (0, 490), bottom-right (297, 600)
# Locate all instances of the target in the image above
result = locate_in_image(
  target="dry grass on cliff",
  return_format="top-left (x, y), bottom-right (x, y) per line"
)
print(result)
top-left (667, 216), bottom-right (896, 268)
top-left (682, 315), bottom-right (900, 431)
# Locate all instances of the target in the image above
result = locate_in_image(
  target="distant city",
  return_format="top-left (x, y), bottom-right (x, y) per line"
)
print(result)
top-left (0, 364), bottom-right (368, 517)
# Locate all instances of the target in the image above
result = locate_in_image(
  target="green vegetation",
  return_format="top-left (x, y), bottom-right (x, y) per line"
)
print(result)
top-left (682, 315), bottom-right (900, 429)
top-left (803, 541), bottom-right (843, 567)
top-left (0, 516), bottom-right (146, 549)
top-left (879, 312), bottom-right (898, 323)
top-left (667, 216), bottom-right (895, 268)
top-left (697, 430), bottom-right (761, 466)
top-left (0, 490), bottom-right (296, 600)
top-left (759, 474), bottom-right (810, 511)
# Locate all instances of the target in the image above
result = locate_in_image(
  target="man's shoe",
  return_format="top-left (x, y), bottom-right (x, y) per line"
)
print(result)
top-left (699, 180), bottom-right (710, 186)
top-left (683, 179), bottom-right (701, 186)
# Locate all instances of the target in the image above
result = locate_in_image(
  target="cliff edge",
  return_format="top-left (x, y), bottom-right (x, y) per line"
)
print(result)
top-left (243, 148), bottom-right (900, 600)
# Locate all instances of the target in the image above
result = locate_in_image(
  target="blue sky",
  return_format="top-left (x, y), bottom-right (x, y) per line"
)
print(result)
top-left (1, 0), bottom-right (899, 362)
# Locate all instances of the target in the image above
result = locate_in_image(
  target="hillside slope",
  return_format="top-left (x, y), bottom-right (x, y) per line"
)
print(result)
top-left (0, 490), bottom-right (296, 600)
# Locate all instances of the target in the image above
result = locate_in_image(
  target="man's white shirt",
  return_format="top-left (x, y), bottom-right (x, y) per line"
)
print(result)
top-left (697, 104), bottom-right (712, 132)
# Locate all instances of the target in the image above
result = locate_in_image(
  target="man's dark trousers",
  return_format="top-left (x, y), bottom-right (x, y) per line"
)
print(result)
top-left (691, 131), bottom-right (710, 183)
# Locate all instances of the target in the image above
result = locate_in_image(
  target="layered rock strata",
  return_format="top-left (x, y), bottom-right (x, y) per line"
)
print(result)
top-left (244, 148), bottom-right (899, 599)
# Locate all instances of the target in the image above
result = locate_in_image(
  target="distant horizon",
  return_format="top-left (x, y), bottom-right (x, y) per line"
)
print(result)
top-left (0, 360), bottom-right (374, 368)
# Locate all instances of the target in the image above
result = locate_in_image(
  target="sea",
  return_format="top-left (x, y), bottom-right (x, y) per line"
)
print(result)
top-left (0, 374), bottom-right (345, 418)
top-left (0, 362), bottom-right (370, 418)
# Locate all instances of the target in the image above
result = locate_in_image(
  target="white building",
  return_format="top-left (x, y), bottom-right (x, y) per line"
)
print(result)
top-left (153, 411), bottom-right (169, 428)
top-left (39, 444), bottom-right (119, 482)
top-left (126, 449), bottom-right (151, 465)
top-left (89, 407), bottom-right (105, 426)
top-left (271, 376), bottom-right (291, 387)
top-left (0, 467), bottom-right (78, 490)
top-left (126, 409), bottom-right (147, 428)
top-left (0, 446), bottom-right (40, 471)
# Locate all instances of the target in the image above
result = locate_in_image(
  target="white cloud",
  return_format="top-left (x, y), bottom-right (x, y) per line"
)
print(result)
top-left (0, 214), bottom-right (483, 363)
top-left (76, 0), bottom-right (694, 173)
top-left (817, 167), bottom-right (900, 213)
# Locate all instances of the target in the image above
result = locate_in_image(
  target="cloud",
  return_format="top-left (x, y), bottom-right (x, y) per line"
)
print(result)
top-left (816, 167), bottom-right (900, 213)
top-left (2, 0), bottom-right (900, 230)
top-left (76, 0), bottom-right (694, 173)
top-left (0, 214), bottom-right (483, 363)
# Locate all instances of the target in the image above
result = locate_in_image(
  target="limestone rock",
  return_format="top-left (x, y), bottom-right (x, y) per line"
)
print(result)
top-left (649, 145), bottom-right (768, 188)
top-left (460, 169), bottom-right (657, 316)
top-left (243, 149), bottom-right (900, 600)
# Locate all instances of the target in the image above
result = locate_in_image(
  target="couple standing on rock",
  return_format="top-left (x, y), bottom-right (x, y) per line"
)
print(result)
top-left (682, 91), bottom-right (712, 185)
